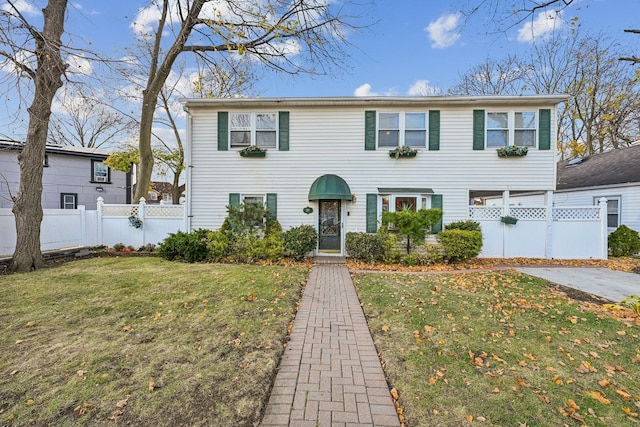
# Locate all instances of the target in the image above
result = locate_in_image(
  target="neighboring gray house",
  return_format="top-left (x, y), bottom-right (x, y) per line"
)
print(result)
top-left (0, 142), bottom-right (130, 210)
top-left (555, 145), bottom-right (640, 233)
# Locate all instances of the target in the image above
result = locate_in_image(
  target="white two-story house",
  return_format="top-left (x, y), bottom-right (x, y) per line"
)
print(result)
top-left (182, 96), bottom-right (565, 257)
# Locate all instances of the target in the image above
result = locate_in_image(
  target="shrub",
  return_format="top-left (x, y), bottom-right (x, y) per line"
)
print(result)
top-left (157, 229), bottom-right (210, 263)
top-left (345, 232), bottom-right (386, 263)
top-left (283, 225), bottom-right (317, 261)
top-left (113, 243), bottom-right (125, 252)
top-left (377, 226), bottom-right (401, 264)
top-left (445, 220), bottom-right (481, 232)
top-left (437, 229), bottom-right (483, 263)
top-left (608, 225), bottom-right (640, 257)
top-left (206, 230), bottom-right (230, 262)
top-left (419, 243), bottom-right (444, 265)
top-left (401, 253), bottom-right (418, 267)
top-left (381, 208), bottom-right (442, 253)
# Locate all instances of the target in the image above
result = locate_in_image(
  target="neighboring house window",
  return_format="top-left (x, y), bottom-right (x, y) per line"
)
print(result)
top-left (595, 196), bottom-right (621, 229)
top-left (162, 193), bottom-right (172, 204)
top-left (43, 154), bottom-right (49, 167)
top-left (378, 112), bottom-right (426, 148)
top-left (91, 160), bottom-right (110, 182)
top-left (230, 112), bottom-right (277, 149)
top-left (148, 191), bottom-right (158, 201)
top-left (487, 111), bottom-right (536, 147)
top-left (60, 193), bottom-right (77, 209)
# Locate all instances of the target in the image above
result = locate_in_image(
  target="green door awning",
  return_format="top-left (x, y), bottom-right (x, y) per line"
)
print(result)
top-left (308, 174), bottom-right (352, 201)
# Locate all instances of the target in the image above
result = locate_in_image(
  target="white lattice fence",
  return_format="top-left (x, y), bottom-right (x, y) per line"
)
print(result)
top-left (552, 207), bottom-right (601, 221)
top-left (101, 205), bottom-right (139, 217)
top-left (510, 207), bottom-right (546, 220)
top-left (469, 206), bottom-right (502, 220)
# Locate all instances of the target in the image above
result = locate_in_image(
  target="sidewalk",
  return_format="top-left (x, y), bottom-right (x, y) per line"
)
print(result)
top-left (260, 259), bottom-right (400, 427)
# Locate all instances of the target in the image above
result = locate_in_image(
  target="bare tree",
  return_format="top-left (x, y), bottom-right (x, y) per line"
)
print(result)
top-left (449, 55), bottom-right (526, 95)
top-left (48, 88), bottom-right (136, 148)
top-left (131, 0), bottom-right (366, 202)
top-left (0, 0), bottom-right (69, 272)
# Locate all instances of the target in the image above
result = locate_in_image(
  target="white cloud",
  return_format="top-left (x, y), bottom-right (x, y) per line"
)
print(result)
top-left (425, 13), bottom-right (461, 49)
top-left (517, 11), bottom-right (564, 42)
top-left (66, 55), bottom-right (94, 76)
top-left (354, 83), bottom-right (378, 97)
top-left (1, 0), bottom-right (40, 16)
top-left (407, 80), bottom-right (441, 96)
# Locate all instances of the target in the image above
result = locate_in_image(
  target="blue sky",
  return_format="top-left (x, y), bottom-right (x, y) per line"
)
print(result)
top-left (1, 0), bottom-right (639, 145)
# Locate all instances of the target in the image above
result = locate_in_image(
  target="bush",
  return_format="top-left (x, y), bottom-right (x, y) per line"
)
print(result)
top-left (283, 225), bottom-right (318, 261)
top-left (113, 243), bottom-right (125, 252)
top-left (401, 253), bottom-right (419, 267)
top-left (445, 220), bottom-right (481, 232)
top-left (377, 226), bottom-right (401, 264)
top-left (157, 229), bottom-right (210, 263)
top-left (608, 225), bottom-right (640, 257)
top-left (437, 229), bottom-right (483, 263)
top-left (345, 232), bottom-right (386, 263)
top-left (206, 230), bottom-right (229, 262)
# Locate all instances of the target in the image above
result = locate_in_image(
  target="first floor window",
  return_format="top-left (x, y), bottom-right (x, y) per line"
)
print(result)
top-left (487, 111), bottom-right (536, 147)
top-left (381, 194), bottom-right (429, 213)
top-left (378, 112), bottom-right (426, 148)
top-left (92, 160), bottom-right (110, 182)
top-left (595, 196), bottom-right (621, 229)
top-left (61, 193), bottom-right (77, 209)
top-left (230, 112), bottom-right (277, 148)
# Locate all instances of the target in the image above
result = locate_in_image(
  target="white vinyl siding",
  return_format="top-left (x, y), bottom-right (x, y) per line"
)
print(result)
top-left (188, 103), bottom-right (558, 233)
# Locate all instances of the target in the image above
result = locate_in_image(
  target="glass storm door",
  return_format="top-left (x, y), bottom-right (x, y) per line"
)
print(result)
top-left (318, 200), bottom-right (341, 252)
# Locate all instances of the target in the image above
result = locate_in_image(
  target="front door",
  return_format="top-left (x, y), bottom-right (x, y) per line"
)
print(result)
top-left (318, 200), bottom-right (341, 252)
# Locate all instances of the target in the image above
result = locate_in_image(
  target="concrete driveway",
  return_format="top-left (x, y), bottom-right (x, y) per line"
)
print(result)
top-left (516, 267), bottom-right (640, 303)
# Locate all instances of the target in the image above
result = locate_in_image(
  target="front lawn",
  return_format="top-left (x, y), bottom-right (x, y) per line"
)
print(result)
top-left (354, 271), bottom-right (640, 427)
top-left (0, 257), bottom-right (309, 426)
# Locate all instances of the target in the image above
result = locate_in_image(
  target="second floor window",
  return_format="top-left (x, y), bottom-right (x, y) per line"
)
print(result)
top-left (230, 112), bottom-right (277, 149)
top-left (378, 112), bottom-right (426, 148)
top-left (487, 111), bottom-right (536, 147)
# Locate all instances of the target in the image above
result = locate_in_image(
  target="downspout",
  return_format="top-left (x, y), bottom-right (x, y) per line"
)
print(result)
top-left (184, 105), bottom-right (193, 232)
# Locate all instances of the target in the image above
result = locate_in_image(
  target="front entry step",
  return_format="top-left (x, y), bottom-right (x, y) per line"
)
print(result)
top-left (313, 256), bottom-right (346, 265)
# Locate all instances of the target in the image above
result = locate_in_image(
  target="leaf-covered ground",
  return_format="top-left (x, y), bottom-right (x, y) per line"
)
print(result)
top-left (353, 271), bottom-right (640, 427)
top-left (0, 257), bottom-right (309, 426)
top-left (348, 256), bottom-right (640, 273)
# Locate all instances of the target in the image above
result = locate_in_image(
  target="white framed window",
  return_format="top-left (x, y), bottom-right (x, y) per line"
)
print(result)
top-left (487, 111), bottom-right (536, 147)
top-left (378, 112), bottom-right (426, 148)
top-left (60, 193), bottom-right (77, 209)
top-left (380, 194), bottom-right (429, 213)
top-left (92, 160), bottom-right (110, 182)
top-left (594, 196), bottom-right (621, 229)
top-left (230, 112), bottom-right (277, 149)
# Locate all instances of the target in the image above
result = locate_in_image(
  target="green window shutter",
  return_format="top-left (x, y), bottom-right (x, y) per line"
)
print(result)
top-left (278, 111), bottom-right (289, 151)
top-left (366, 193), bottom-right (378, 233)
top-left (365, 110), bottom-right (376, 150)
top-left (429, 110), bottom-right (440, 151)
top-left (266, 193), bottom-right (277, 220)
top-left (431, 194), bottom-right (443, 233)
top-left (229, 193), bottom-right (240, 207)
top-left (538, 109), bottom-right (551, 150)
top-left (217, 111), bottom-right (229, 151)
top-left (473, 110), bottom-right (485, 150)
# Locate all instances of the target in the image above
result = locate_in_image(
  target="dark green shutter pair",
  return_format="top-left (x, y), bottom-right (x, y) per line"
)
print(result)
top-left (472, 109), bottom-right (551, 150)
top-left (228, 193), bottom-right (277, 220)
top-left (365, 193), bottom-right (443, 233)
top-left (217, 111), bottom-right (289, 151)
top-left (364, 110), bottom-right (440, 150)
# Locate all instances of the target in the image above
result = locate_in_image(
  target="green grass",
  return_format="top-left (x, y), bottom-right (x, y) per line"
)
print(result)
top-left (353, 271), bottom-right (640, 427)
top-left (0, 257), bottom-right (309, 426)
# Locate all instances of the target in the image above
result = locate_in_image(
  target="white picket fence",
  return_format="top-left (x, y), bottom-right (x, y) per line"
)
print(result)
top-left (0, 197), bottom-right (187, 256)
top-left (468, 198), bottom-right (608, 259)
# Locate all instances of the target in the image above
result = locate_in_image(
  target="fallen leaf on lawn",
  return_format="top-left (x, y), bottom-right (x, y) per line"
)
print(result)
top-left (26, 399), bottom-right (34, 405)
top-left (617, 389), bottom-right (633, 400)
top-left (121, 325), bottom-right (132, 332)
top-left (148, 380), bottom-right (155, 392)
top-left (586, 391), bottom-right (610, 405)
top-left (466, 415), bottom-right (473, 422)
top-left (576, 361), bottom-right (597, 373)
top-left (390, 388), bottom-right (398, 400)
top-left (598, 378), bottom-right (611, 387)
top-left (381, 325), bottom-right (389, 332)
top-left (623, 407), bottom-right (639, 417)
top-left (73, 403), bottom-right (93, 416)
top-left (491, 388), bottom-right (500, 393)
top-left (25, 321), bottom-right (36, 328)
top-left (116, 399), bottom-right (128, 408)
top-left (76, 370), bottom-right (86, 377)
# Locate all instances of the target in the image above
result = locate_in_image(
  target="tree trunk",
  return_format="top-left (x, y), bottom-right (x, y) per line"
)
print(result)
top-left (10, 0), bottom-right (68, 273)
top-left (134, 91), bottom-right (156, 202)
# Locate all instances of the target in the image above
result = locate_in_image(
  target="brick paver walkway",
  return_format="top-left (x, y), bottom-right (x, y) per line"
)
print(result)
top-left (260, 259), bottom-right (399, 427)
